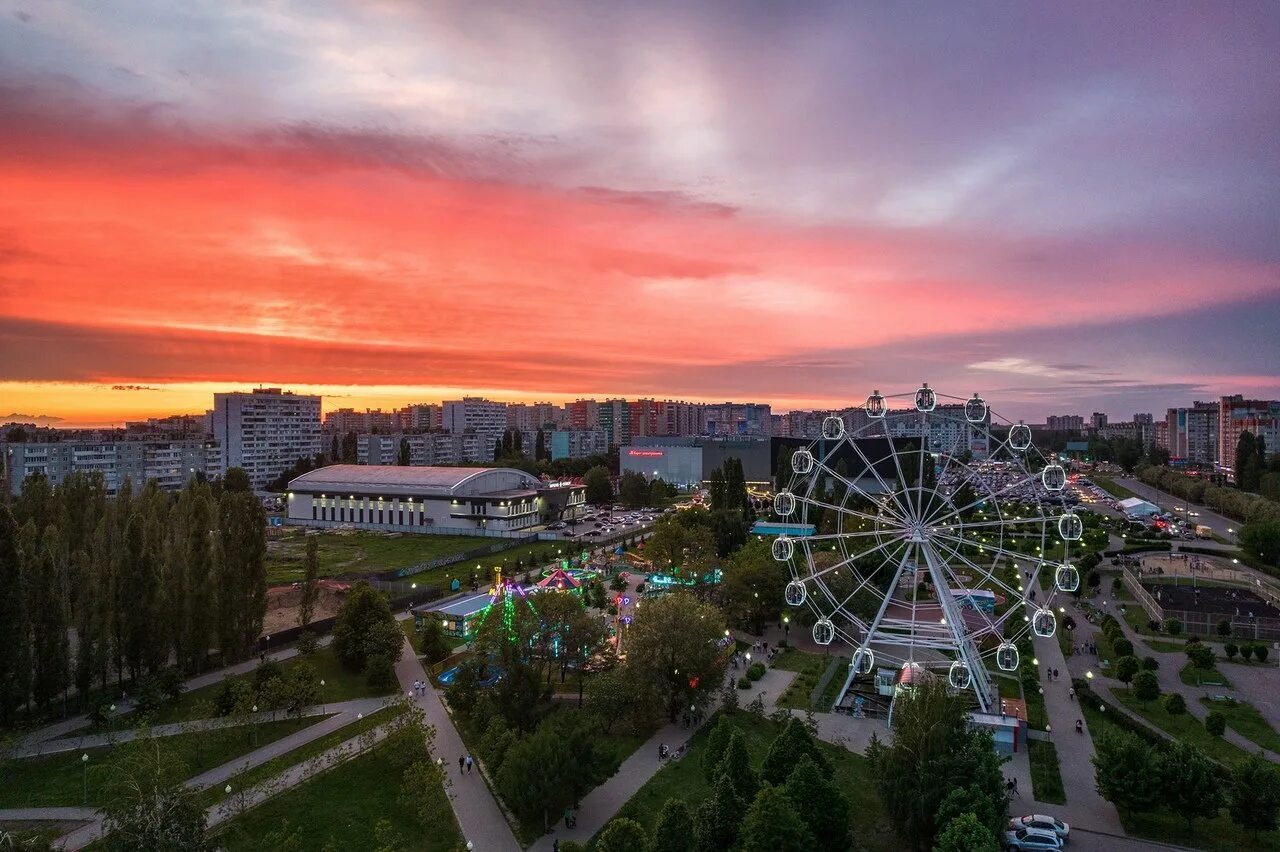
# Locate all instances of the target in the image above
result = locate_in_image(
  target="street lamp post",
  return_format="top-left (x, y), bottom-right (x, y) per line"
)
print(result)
top-left (251, 705), bottom-right (258, 746)
top-left (81, 753), bottom-right (89, 804)
top-left (320, 679), bottom-right (326, 713)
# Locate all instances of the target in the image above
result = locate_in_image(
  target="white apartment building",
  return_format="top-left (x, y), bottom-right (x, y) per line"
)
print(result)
top-left (3, 440), bottom-right (215, 496)
top-left (358, 433), bottom-right (487, 466)
top-left (443, 398), bottom-right (507, 434)
top-left (213, 388), bottom-right (321, 490)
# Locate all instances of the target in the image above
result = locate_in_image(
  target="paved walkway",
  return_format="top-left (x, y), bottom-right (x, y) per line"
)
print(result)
top-left (395, 636), bottom-right (521, 852)
top-left (10, 695), bottom-right (384, 759)
top-left (1097, 599), bottom-right (1280, 762)
top-left (0, 807), bottom-right (96, 823)
top-left (11, 636), bottom-right (333, 754)
top-left (529, 665), bottom-right (795, 850)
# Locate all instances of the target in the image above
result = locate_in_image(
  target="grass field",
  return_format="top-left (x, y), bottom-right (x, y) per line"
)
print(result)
top-left (1199, 697), bottom-right (1280, 754)
top-left (1111, 687), bottom-right (1247, 765)
top-left (215, 738), bottom-right (460, 852)
top-left (266, 528), bottom-right (624, 587)
top-left (0, 717), bottom-right (321, 808)
top-left (1027, 739), bottom-right (1066, 805)
top-left (605, 710), bottom-right (898, 851)
top-left (1095, 478), bottom-right (1139, 500)
top-left (113, 647), bottom-right (394, 728)
top-left (772, 648), bottom-right (840, 711)
top-left (1179, 661), bottom-right (1231, 688)
top-left (196, 704), bottom-right (402, 808)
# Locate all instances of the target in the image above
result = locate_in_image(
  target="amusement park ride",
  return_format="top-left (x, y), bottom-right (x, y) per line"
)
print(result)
top-left (772, 385), bottom-right (1080, 714)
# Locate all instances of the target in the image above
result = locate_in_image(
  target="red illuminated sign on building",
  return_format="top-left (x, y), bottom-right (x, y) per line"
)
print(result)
top-left (627, 450), bottom-right (665, 457)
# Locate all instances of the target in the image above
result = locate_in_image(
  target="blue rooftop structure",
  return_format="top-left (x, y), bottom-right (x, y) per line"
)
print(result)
top-left (413, 591), bottom-right (494, 638)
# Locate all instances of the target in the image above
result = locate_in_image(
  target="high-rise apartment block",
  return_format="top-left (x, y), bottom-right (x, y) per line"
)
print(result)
top-left (1164, 401), bottom-right (1218, 465)
top-left (1090, 412), bottom-right (1108, 430)
top-left (1045, 415), bottom-right (1085, 432)
top-left (442, 398), bottom-right (508, 435)
top-left (3, 440), bottom-right (215, 496)
top-left (1219, 396), bottom-right (1280, 478)
top-left (213, 388), bottom-right (321, 490)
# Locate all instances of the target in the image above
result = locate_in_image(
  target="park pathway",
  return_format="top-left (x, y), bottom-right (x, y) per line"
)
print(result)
top-left (1026, 617), bottom-right (1125, 835)
top-left (9, 695), bottom-right (388, 759)
top-left (1091, 599), bottom-right (1280, 762)
top-left (395, 635), bottom-right (521, 852)
top-left (528, 665), bottom-right (796, 851)
top-left (11, 636), bottom-right (334, 755)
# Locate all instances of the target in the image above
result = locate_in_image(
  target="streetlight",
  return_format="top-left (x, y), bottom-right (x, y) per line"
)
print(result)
top-left (108, 704), bottom-right (116, 736)
top-left (251, 705), bottom-right (259, 745)
top-left (81, 753), bottom-right (89, 804)
top-left (320, 679), bottom-right (326, 713)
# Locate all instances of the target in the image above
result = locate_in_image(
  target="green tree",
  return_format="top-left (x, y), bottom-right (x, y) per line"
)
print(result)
top-left (650, 798), bottom-right (696, 852)
top-left (782, 755), bottom-right (850, 852)
top-left (331, 582), bottom-right (403, 673)
top-left (1159, 741), bottom-right (1225, 832)
top-left (0, 505), bottom-right (29, 724)
top-left (584, 465), bottom-right (614, 506)
top-left (399, 759), bottom-right (453, 834)
top-left (695, 774), bottom-right (745, 852)
top-left (180, 492), bottom-right (216, 673)
top-left (618, 471), bottom-right (651, 509)
top-left (721, 538), bottom-right (786, 633)
top-left (397, 437), bottom-right (411, 466)
top-left (865, 678), bottom-right (1007, 851)
top-left (702, 715), bottom-right (736, 781)
top-left (341, 431), bottom-right (358, 464)
top-left (535, 429), bottom-right (547, 462)
top-left (596, 818), bottom-right (649, 852)
top-left (1163, 693), bottom-right (1186, 715)
top-left (625, 592), bottom-right (727, 721)
top-left (936, 783), bottom-right (1003, 839)
top-left (298, 536), bottom-right (320, 629)
top-left (416, 616), bottom-right (453, 665)
top-left (1131, 670), bottom-right (1160, 704)
top-left (217, 483), bottom-right (267, 660)
top-left (736, 785), bottom-right (814, 852)
top-left (1114, 655), bottom-right (1140, 684)
top-left (934, 813), bottom-right (998, 852)
top-left (586, 665), bottom-right (649, 734)
top-left (1239, 520), bottom-right (1280, 566)
top-left (99, 737), bottom-right (209, 851)
top-left (1092, 727), bottom-right (1161, 814)
top-left (761, 716), bottom-right (831, 786)
top-left (1228, 754), bottom-right (1280, 837)
top-left (1187, 643), bottom-right (1215, 671)
top-left (30, 525), bottom-right (70, 708)
top-left (714, 731), bottom-right (759, 802)
top-left (1206, 711), bottom-right (1226, 736)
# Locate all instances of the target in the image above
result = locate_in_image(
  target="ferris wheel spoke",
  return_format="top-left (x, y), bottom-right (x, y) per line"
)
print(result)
top-left (930, 533), bottom-right (1046, 588)
top-left (929, 536), bottom-right (1027, 603)
top-left (811, 455), bottom-right (908, 524)
top-left (833, 539), bottom-right (913, 612)
top-left (934, 516), bottom-right (1049, 534)
top-left (915, 413), bottom-right (929, 516)
top-left (790, 529), bottom-right (903, 544)
top-left (922, 443), bottom-right (984, 526)
top-left (884, 429), bottom-right (921, 519)
top-left (794, 493), bottom-right (900, 528)
top-left (846, 435), bottom-right (915, 521)
top-left (804, 533), bottom-right (910, 582)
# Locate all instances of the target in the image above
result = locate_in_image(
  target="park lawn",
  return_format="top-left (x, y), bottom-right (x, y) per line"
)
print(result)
top-left (1026, 739), bottom-right (1066, 805)
top-left (1119, 808), bottom-right (1276, 851)
top-left (196, 704), bottom-right (403, 808)
top-left (117, 647), bottom-right (394, 728)
top-left (1021, 679), bottom-right (1048, 730)
top-left (0, 717), bottom-right (321, 808)
top-left (1111, 688), bottom-right (1248, 765)
top-left (265, 530), bottom-right (491, 583)
top-left (216, 738), bottom-right (461, 852)
top-left (606, 709), bottom-right (898, 852)
top-left (772, 648), bottom-right (834, 711)
top-left (1095, 478), bottom-right (1139, 500)
top-left (1199, 697), bottom-right (1280, 754)
top-left (1179, 661), bottom-right (1231, 688)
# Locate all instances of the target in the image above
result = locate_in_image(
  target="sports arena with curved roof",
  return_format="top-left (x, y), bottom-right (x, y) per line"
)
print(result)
top-left (285, 464), bottom-right (585, 536)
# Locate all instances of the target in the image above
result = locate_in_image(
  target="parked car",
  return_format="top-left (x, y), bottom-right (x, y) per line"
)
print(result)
top-left (1008, 815), bottom-right (1069, 841)
top-left (1003, 827), bottom-right (1063, 851)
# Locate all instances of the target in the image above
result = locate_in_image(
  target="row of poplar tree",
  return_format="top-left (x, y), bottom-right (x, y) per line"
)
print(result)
top-left (0, 469), bottom-right (268, 726)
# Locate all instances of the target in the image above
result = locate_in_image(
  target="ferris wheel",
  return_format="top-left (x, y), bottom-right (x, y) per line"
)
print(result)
top-left (771, 384), bottom-right (1081, 714)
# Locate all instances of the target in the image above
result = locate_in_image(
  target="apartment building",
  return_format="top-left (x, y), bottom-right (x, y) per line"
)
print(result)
top-left (3, 440), bottom-right (216, 496)
top-left (212, 388), bottom-right (321, 490)
top-left (1164, 401), bottom-right (1219, 465)
top-left (1219, 396), bottom-right (1280, 478)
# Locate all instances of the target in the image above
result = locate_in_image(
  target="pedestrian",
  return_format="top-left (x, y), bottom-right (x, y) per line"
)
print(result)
top-left (466, 755), bottom-right (473, 773)
top-left (1053, 668), bottom-right (1059, 680)
top-left (554, 840), bottom-right (560, 852)
top-left (658, 742), bottom-right (665, 759)
top-left (564, 807), bottom-right (572, 828)
top-left (1012, 776), bottom-right (1018, 793)
top-left (1069, 687), bottom-right (1075, 701)
top-left (458, 755), bottom-right (464, 774)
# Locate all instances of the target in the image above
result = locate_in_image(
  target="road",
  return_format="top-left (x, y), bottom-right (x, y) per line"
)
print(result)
top-left (1115, 477), bottom-right (1238, 544)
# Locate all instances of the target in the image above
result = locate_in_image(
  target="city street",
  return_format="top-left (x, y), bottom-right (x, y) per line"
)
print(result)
top-left (1116, 477), bottom-right (1239, 544)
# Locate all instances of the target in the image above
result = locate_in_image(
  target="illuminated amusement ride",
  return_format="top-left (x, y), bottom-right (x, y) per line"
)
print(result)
top-left (771, 385), bottom-right (1080, 714)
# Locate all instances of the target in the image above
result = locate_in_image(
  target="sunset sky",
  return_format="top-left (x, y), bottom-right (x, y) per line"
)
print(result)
top-left (2, 1), bottom-right (1278, 427)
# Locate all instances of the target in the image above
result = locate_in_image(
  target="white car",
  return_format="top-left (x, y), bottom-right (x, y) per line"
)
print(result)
top-left (1004, 827), bottom-right (1063, 851)
top-left (1009, 815), bottom-right (1069, 841)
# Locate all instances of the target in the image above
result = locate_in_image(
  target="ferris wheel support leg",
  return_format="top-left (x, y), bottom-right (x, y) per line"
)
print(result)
top-left (918, 542), bottom-right (996, 714)
top-left (832, 548), bottom-right (913, 710)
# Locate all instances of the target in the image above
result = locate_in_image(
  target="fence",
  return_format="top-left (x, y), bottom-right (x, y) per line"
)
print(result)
top-left (1121, 565), bottom-right (1280, 642)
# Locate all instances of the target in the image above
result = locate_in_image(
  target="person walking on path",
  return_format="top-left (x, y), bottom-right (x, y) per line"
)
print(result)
top-left (466, 755), bottom-right (473, 773)
top-left (458, 755), bottom-right (465, 774)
